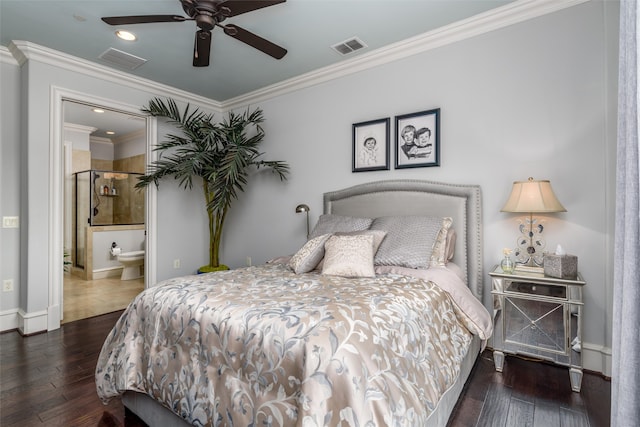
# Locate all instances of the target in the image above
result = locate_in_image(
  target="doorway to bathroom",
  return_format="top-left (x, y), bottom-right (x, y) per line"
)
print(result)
top-left (62, 100), bottom-right (147, 324)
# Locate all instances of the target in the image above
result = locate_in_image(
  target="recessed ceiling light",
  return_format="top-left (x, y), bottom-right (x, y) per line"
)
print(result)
top-left (106, 131), bottom-right (115, 135)
top-left (92, 108), bottom-right (105, 113)
top-left (115, 30), bottom-right (137, 41)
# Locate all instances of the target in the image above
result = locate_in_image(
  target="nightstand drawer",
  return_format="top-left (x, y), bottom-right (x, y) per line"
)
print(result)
top-left (505, 281), bottom-right (567, 299)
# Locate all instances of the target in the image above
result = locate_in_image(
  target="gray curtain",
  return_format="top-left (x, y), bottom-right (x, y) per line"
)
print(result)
top-left (612, 0), bottom-right (640, 425)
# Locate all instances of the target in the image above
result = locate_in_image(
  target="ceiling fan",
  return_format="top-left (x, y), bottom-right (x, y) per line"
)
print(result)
top-left (101, 0), bottom-right (287, 67)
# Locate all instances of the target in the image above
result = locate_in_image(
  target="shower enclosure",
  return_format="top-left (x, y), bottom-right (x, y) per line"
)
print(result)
top-left (73, 169), bottom-right (144, 269)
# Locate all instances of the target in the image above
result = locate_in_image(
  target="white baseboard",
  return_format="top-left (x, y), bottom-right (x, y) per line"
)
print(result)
top-left (18, 309), bottom-right (48, 335)
top-left (1, 308), bottom-right (49, 334)
top-left (0, 308), bottom-right (19, 331)
top-left (93, 266), bottom-right (123, 280)
top-left (19, 309), bottom-right (48, 335)
top-left (582, 342), bottom-right (612, 377)
top-left (48, 304), bottom-right (61, 331)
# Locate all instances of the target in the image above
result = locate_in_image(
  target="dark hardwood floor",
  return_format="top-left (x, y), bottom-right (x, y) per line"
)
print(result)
top-left (448, 352), bottom-right (611, 427)
top-left (1, 311), bottom-right (611, 427)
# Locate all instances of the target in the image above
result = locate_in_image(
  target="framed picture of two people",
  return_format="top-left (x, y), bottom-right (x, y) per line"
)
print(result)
top-left (395, 108), bottom-right (440, 169)
top-left (352, 108), bottom-right (440, 172)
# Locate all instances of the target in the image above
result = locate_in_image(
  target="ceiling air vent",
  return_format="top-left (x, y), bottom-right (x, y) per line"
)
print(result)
top-left (99, 48), bottom-right (147, 70)
top-left (331, 37), bottom-right (367, 56)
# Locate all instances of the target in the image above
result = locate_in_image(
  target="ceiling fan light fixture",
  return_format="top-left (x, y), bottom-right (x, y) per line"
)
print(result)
top-left (115, 30), bottom-right (137, 41)
top-left (195, 13), bottom-right (216, 30)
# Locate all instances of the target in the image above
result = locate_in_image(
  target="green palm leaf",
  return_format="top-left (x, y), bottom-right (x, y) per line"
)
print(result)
top-left (136, 97), bottom-right (289, 269)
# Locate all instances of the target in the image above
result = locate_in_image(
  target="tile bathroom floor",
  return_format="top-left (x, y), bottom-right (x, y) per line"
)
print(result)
top-left (63, 274), bottom-right (144, 323)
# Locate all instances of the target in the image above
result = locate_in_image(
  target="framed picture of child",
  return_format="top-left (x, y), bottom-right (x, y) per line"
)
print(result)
top-left (352, 117), bottom-right (390, 172)
top-left (394, 108), bottom-right (440, 169)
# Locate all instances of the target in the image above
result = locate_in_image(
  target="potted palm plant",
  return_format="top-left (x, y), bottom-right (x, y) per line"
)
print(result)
top-left (136, 97), bottom-right (289, 272)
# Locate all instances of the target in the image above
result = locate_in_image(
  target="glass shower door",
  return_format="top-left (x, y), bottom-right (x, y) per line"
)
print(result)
top-left (73, 170), bottom-right (91, 269)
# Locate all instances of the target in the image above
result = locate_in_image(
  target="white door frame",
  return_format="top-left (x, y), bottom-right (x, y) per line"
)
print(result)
top-left (48, 86), bottom-right (157, 330)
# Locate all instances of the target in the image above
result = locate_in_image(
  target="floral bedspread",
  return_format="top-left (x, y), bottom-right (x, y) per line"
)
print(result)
top-left (96, 263), bottom-right (484, 426)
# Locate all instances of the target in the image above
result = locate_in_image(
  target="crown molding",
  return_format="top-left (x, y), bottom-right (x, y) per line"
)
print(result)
top-left (221, 0), bottom-right (589, 110)
top-left (63, 122), bottom-right (97, 134)
top-left (90, 136), bottom-right (114, 145)
top-left (4, 0), bottom-right (588, 112)
top-left (7, 40), bottom-right (224, 113)
top-left (0, 45), bottom-right (19, 65)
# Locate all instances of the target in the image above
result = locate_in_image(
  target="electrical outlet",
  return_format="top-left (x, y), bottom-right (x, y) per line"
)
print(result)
top-left (246, 257), bottom-right (252, 267)
top-left (173, 259), bottom-right (180, 269)
top-left (3, 279), bottom-right (14, 292)
top-left (2, 216), bottom-right (19, 228)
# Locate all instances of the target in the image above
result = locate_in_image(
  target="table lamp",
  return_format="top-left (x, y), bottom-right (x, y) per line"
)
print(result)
top-left (501, 177), bottom-right (566, 272)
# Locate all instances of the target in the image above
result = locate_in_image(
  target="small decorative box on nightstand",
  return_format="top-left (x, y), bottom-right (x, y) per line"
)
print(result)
top-left (489, 265), bottom-right (586, 392)
top-left (543, 253), bottom-right (578, 279)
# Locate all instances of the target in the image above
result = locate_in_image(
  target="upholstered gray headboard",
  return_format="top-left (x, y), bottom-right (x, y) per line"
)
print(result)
top-left (323, 180), bottom-right (483, 300)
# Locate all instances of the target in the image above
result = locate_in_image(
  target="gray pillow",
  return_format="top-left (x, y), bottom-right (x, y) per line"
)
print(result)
top-left (370, 216), bottom-right (444, 269)
top-left (308, 214), bottom-right (373, 240)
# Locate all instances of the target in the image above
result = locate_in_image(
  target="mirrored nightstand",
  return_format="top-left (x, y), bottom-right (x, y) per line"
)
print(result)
top-left (489, 265), bottom-right (586, 392)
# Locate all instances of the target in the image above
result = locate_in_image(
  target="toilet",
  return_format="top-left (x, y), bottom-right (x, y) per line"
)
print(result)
top-left (117, 250), bottom-right (145, 280)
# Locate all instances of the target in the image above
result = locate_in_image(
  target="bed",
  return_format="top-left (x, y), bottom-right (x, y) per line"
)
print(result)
top-left (95, 179), bottom-right (491, 427)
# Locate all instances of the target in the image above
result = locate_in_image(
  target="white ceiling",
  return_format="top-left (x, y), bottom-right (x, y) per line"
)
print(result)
top-left (1, 0), bottom-right (516, 104)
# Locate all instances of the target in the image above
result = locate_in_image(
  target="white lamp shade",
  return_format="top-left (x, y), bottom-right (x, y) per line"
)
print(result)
top-left (501, 177), bottom-right (566, 213)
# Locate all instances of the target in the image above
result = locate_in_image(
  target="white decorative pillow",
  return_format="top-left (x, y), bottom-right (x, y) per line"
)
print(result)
top-left (288, 234), bottom-right (332, 274)
top-left (308, 214), bottom-right (373, 240)
top-left (370, 216), bottom-right (444, 269)
top-left (334, 230), bottom-right (387, 255)
top-left (430, 217), bottom-right (454, 267)
top-left (321, 234), bottom-right (375, 278)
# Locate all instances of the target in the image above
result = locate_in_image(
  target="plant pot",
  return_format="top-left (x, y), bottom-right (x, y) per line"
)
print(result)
top-left (197, 265), bottom-right (229, 274)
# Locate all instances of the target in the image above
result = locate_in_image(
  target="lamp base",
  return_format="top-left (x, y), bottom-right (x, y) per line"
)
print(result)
top-left (514, 215), bottom-right (546, 266)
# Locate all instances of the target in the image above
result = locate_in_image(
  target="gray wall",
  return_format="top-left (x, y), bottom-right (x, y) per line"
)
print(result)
top-left (0, 1), bottom-right (618, 374)
top-left (219, 0), bottom-right (618, 373)
top-left (1, 54), bottom-right (21, 312)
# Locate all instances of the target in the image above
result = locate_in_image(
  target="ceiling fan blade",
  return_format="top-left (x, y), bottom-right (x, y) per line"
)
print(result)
top-left (193, 30), bottom-right (212, 67)
top-left (223, 24), bottom-right (286, 59)
top-left (101, 15), bottom-right (187, 25)
top-left (221, 0), bottom-right (286, 17)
